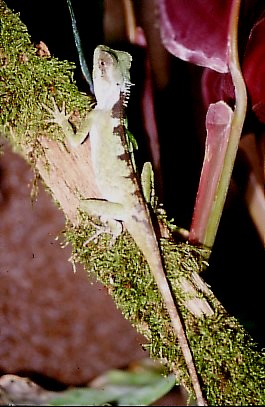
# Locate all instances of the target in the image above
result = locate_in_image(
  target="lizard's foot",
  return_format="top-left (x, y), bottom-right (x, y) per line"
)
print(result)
top-left (80, 199), bottom-right (124, 247)
top-left (84, 219), bottom-right (123, 247)
top-left (84, 225), bottom-right (106, 246)
top-left (42, 97), bottom-right (72, 128)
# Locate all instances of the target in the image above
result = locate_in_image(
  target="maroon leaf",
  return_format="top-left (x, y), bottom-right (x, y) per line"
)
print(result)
top-left (202, 14), bottom-right (265, 124)
top-left (201, 69), bottom-right (235, 108)
top-left (242, 16), bottom-right (265, 123)
top-left (158, 0), bottom-right (233, 73)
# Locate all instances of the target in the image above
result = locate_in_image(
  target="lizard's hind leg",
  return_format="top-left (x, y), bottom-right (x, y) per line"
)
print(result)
top-left (81, 198), bottom-right (124, 246)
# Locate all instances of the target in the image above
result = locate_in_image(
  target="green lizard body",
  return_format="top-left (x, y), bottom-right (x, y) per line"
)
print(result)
top-left (43, 45), bottom-right (205, 406)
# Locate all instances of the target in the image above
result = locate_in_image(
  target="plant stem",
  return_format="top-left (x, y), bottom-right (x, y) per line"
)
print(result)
top-left (203, 0), bottom-right (247, 248)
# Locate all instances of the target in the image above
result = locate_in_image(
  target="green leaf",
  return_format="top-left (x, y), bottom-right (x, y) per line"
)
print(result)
top-left (116, 373), bottom-right (176, 406)
top-left (49, 369), bottom-right (176, 406)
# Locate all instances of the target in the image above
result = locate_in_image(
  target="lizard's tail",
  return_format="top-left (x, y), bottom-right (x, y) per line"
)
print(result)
top-left (126, 219), bottom-right (206, 406)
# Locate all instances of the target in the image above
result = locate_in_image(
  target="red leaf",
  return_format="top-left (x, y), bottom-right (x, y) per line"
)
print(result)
top-left (158, 0), bottom-right (233, 73)
top-left (201, 68), bottom-right (235, 108)
top-left (243, 16), bottom-right (265, 123)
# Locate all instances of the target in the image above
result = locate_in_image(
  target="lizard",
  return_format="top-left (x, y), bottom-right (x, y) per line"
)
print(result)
top-left (43, 44), bottom-right (206, 406)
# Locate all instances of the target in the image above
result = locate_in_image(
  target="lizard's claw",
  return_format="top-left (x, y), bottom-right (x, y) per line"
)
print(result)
top-left (42, 97), bottom-right (72, 126)
top-left (83, 219), bottom-right (123, 247)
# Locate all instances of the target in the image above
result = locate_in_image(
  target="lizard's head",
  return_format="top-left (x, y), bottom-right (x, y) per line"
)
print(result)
top-left (93, 45), bottom-right (132, 110)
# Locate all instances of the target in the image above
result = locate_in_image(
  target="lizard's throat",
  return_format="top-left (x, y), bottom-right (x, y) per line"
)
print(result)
top-left (94, 81), bottom-right (121, 110)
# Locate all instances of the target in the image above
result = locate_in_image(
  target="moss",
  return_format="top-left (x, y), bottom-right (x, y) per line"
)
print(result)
top-left (65, 214), bottom-right (265, 405)
top-left (0, 1), bottom-right (93, 158)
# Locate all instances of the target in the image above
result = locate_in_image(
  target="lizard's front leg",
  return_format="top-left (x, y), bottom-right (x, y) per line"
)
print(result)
top-left (42, 97), bottom-right (94, 147)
